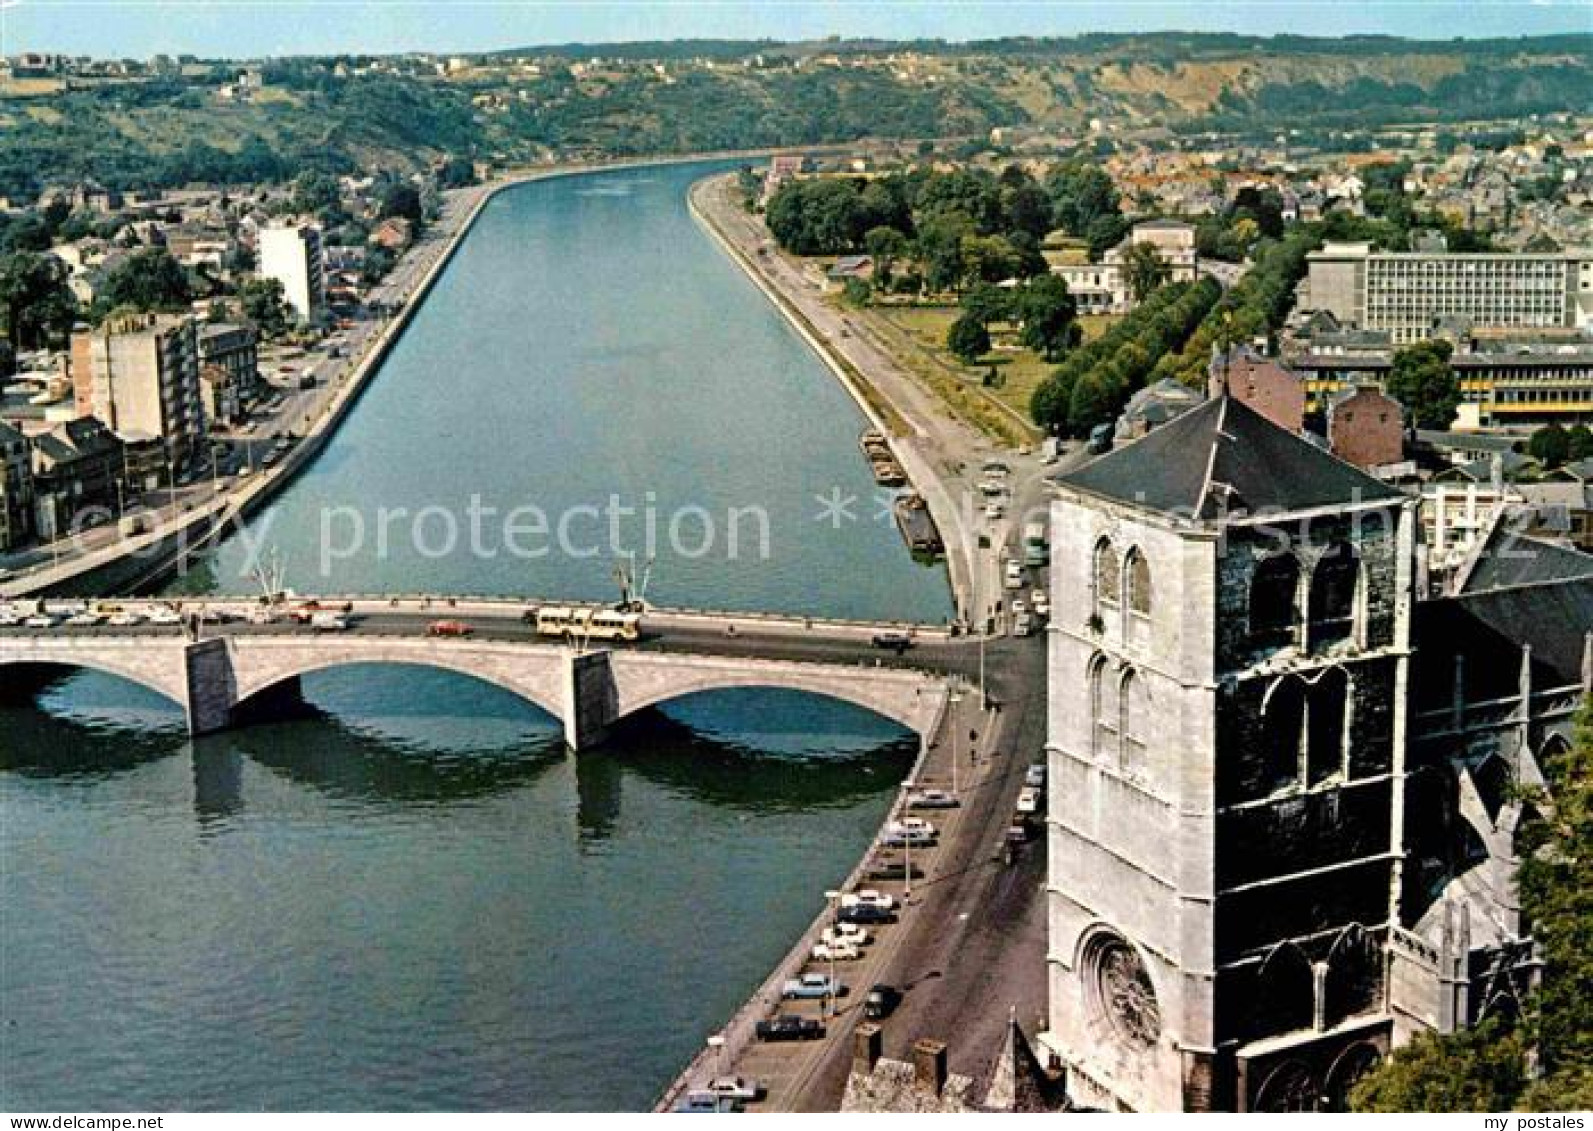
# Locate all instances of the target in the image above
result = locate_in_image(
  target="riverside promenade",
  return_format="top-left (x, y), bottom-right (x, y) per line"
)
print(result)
top-left (690, 173), bottom-right (1034, 632)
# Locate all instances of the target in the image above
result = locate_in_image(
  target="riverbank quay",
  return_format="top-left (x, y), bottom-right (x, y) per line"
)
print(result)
top-left (653, 625), bottom-right (1050, 1112)
top-left (690, 172), bottom-right (1050, 632)
top-left (1, 150), bottom-right (857, 602)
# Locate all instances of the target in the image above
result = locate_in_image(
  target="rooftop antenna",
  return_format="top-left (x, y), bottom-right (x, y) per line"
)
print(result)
top-left (251, 546), bottom-right (287, 605)
top-left (613, 551), bottom-right (655, 612)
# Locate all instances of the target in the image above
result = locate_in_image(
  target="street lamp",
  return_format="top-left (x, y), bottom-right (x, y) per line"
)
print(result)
top-left (949, 684), bottom-right (964, 797)
top-left (823, 888), bottom-right (843, 1017)
top-left (896, 788), bottom-right (914, 904)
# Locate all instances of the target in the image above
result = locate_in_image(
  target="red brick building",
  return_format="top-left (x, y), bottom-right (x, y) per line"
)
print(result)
top-left (1328, 384), bottom-right (1406, 470)
top-left (1208, 347), bottom-right (1306, 434)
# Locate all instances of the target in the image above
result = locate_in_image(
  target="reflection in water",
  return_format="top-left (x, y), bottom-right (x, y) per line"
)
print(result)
top-left (2, 668), bottom-right (913, 1111)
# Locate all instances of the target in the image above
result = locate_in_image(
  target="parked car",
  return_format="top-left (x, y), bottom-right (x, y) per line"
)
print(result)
top-left (864, 984), bottom-right (902, 1020)
top-left (782, 972), bottom-right (845, 1000)
top-left (983, 501), bottom-right (1004, 520)
top-left (1011, 599), bottom-right (1028, 619)
top-left (811, 939), bottom-right (862, 962)
top-left (705, 1076), bottom-right (765, 1103)
top-left (838, 903), bottom-right (895, 926)
top-left (865, 857), bottom-right (924, 882)
top-left (1031, 588), bottom-right (1050, 616)
top-left (841, 889), bottom-right (896, 911)
top-left (1016, 787), bottom-right (1042, 815)
top-left (880, 825), bottom-right (937, 848)
top-left (820, 923), bottom-right (870, 948)
top-left (64, 612), bottom-right (104, 627)
top-left (1004, 561), bottom-right (1024, 590)
top-left (1025, 763), bottom-right (1046, 788)
top-left (23, 614), bottom-right (56, 629)
top-left (309, 612), bottom-right (350, 632)
top-left (145, 607), bottom-right (182, 626)
top-left (1012, 613), bottom-right (1034, 638)
top-left (673, 1090), bottom-right (741, 1113)
top-left (907, 789), bottom-right (959, 810)
top-left (427, 620), bottom-right (473, 637)
top-left (755, 1015), bottom-right (824, 1042)
top-left (1086, 422), bottom-right (1114, 455)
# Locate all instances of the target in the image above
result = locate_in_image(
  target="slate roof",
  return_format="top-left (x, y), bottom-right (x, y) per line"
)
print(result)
top-left (1056, 393), bottom-right (1405, 521)
top-left (1459, 525), bottom-right (1593, 593)
top-left (1418, 579), bottom-right (1593, 689)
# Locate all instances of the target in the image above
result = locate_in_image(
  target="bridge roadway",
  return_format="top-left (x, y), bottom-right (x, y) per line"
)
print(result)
top-left (0, 597), bottom-right (1000, 749)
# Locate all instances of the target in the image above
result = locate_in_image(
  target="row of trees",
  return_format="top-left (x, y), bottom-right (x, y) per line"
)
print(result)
top-left (1030, 277), bottom-right (1221, 436)
top-left (1148, 228), bottom-right (1319, 387)
top-left (765, 161), bottom-right (1131, 294)
top-left (1353, 699), bottom-right (1593, 1111)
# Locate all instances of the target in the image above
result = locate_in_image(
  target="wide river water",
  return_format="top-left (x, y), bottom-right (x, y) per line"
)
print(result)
top-left (0, 161), bottom-right (951, 1110)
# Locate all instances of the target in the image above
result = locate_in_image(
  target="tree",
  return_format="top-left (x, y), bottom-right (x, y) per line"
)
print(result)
top-left (291, 171), bottom-right (342, 217)
top-left (946, 313), bottom-right (990, 364)
top-left (1385, 340), bottom-right (1460, 430)
top-left (1122, 241), bottom-right (1172, 304)
top-left (435, 156), bottom-right (477, 188)
top-left (1567, 425), bottom-right (1593, 464)
top-left (238, 276), bottom-right (290, 338)
top-left (0, 251), bottom-right (78, 351)
top-left (95, 248), bottom-right (191, 313)
top-left (1016, 274), bottom-right (1079, 362)
top-left (1516, 699), bottom-right (1593, 1108)
top-left (1354, 698), bottom-right (1593, 1113)
top-left (1351, 1019), bottom-right (1528, 1112)
top-left (1084, 214), bottom-right (1130, 260)
top-left (379, 182), bottom-right (423, 223)
top-left (1047, 163), bottom-right (1121, 237)
top-left (841, 276), bottom-right (871, 308)
top-left (961, 283), bottom-right (1012, 327)
top-left (1529, 423), bottom-right (1572, 468)
top-left (863, 226), bottom-right (909, 280)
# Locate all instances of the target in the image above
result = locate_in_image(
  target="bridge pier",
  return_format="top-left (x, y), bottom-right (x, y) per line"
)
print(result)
top-left (184, 638), bottom-right (238, 737)
top-left (563, 649), bottom-right (620, 751)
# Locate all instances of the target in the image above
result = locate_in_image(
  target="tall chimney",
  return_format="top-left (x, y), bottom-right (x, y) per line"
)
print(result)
top-left (912, 1038), bottom-right (948, 1097)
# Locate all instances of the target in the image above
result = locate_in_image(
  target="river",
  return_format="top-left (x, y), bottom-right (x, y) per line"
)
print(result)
top-left (0, 161), bottom-right (951, 1110)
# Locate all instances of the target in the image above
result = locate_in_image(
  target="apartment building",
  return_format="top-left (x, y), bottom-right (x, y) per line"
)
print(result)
top-left (1306, 242), bottom-right (1593, 344)
top-left (258, 222), bottom-right (326, 323)
top-left (68, 312), bottom-right (206, 479)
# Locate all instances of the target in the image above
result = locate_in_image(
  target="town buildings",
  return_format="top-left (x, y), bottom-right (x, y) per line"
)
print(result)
top-left (1051, 219), bottom-right (1198, 315)
top-left (196, 321), bottom-right (260, 426)
top-left (1305, 242), bottom-right (1593, 344)
top-left (258, 222), bottom-right (326, 323)
top-left (29, 417), bottom-right (125, 541)
top-left (0, 421), bottom-right (35, 551)
top-left (68, 312), bottom-right (206, 479)
top-left (1040, 391), bottom-right (1588, 1111)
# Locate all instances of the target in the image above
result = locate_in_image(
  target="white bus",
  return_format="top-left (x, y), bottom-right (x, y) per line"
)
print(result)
top-left (534, 606), bottom-right (642, 642)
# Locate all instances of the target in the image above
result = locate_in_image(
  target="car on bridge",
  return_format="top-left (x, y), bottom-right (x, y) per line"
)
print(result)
top-left (871, 631), bottom-right (914, 654)
top-left (781, 972), bottom-right (845, 1000)
top-left (907, 789), bottom-right (959, 809)
top-left (864, 984), bottom-right (902, 1020)
top-left (755, 1015), bottom-right (824, 1042)
top-left (426, 620), bottom-right (474, 638)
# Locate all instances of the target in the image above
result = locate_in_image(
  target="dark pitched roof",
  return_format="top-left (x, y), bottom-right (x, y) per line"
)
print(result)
top-left (1056, 394), bottom-right (1405, 521)
top-left (1419, 579), bottom-right (1593, 690)
top-left (1458, 522), bottom-right (1593, 594)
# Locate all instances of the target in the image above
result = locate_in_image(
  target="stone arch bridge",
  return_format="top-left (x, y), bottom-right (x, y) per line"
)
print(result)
top-left (0, 626), bottom-right (957, 750)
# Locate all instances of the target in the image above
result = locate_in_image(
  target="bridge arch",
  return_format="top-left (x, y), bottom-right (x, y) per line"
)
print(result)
top-left (231, 656), bottom-right (567, 725)
top-left (608, 657), bottom-right (948, 740)
top-left (0, 651), bottom-right (189, 711)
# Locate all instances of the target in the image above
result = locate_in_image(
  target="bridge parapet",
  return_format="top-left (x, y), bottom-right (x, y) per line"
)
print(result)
top-left (1, 628), bottom-right (953, 748)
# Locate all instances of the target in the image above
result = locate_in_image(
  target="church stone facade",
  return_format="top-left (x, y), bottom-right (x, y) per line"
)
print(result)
top-left (1038, 395), bottom-right (1588, 1112)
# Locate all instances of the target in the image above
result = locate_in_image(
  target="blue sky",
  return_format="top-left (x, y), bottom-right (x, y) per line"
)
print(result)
top-left (2, 1), bottom-right (1589, 59)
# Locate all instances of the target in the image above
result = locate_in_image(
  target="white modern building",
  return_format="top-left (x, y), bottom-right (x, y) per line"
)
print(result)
top-left (1305, 242), bottom-right (1593, 344)
top-left (258, 222), bottom-right (326, 323)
